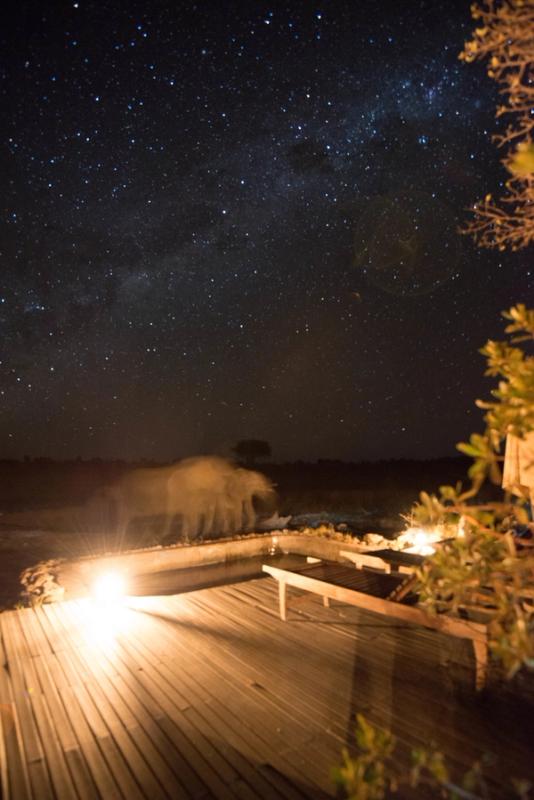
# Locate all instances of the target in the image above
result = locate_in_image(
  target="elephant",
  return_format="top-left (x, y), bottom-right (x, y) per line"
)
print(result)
top-left (227, 468), bottom-right (277, 533)
top-left (104, 456), bottom-right (276, 543)
top-left (165, 457), bottom-right (276, 540)
top-left (165, 456), bottom-right (238, 540)
top-left (102, 463), bottom-right (177, 544)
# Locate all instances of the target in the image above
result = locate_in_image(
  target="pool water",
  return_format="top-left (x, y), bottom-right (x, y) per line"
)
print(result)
top-left (128, 553), bottom-right (311, 597)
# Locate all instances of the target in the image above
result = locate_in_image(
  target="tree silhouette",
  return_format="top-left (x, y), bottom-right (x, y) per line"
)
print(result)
top-left (459, 0), bottom-right (534, 250)
top-left (232, 439), bottom-right (272, 466)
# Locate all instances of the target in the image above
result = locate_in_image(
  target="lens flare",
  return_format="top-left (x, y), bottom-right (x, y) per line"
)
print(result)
top-left (80, 572), bottom-right (131, 648)
top-left (92, 572), bottom-right (126, 604)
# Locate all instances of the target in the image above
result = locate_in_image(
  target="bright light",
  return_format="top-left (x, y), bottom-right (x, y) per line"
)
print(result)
top-left (78, 571), bottom-right (131, 649)
top-left (396, 527), bottom-right (442, 556)
top-left (79, 596), bottom-right (133, 648)
top-left (407, 529), bottom-right (436, 556)
top-left (92, 572), bottom-right (126, 605)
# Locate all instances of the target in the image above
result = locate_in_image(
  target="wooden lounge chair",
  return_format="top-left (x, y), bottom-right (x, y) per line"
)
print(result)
top-left (262, 561), bottom-right (489, 690)
top-left (340, 548), bottom-right (425, 574)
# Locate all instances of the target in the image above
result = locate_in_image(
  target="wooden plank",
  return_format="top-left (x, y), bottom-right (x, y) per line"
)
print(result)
top-left (189, 585), bottom-right (485, 786)
top-left (0, 613), bottom-right (47, 765)
top-left (109, 674), bottom-right (200, 799)
top-left (14, 610), bottom-right (41, 659)
top-left (34, 605), bottom-right (68, 654)
top-left (0, 661), bottom-right (31, 800)
top-left (29, 603), bottom-right (124, 798)
top-left (7, 614), bottom-right (42, 699)
top-left (32, 655), bottom-right (97, 800)
top-left (73, 682), bottom-right (147, 800)
top-left (74, 647), bottom-right (189, 799)
top-left (75, 667), bottom-right (169, 800)
top-left (172, 591), bottom-right (355, 738)
top-left (26, 760), bottom-right (55, 800)
top-left (241, 576), bottom-right (480, 708)
top-left (123, 610), bottom-right (319, 799)
top-left (193, 584), bottom-right (374, 681)
top-left (262, 565), bottom-right (488, 640)
top-left (217, 582), bottom-right (499, 760)
top-left (3, 575), bottom-right (533, 800)
top-left (118, 679), bottom-right (238, 800)
top-left (77, 646), bottom-right (138, 730)
top-left (0, 618), bottom-right (6, 666)
top-left (56, 648), bottom-right (87, 689)
top-left (19, 607), bottom-right (54, 657)
top-left (1, 613), bottom-right (55, 800)
top-left (157, 592), bottom-right (357, 765)
top-left (123, 584), bottom-right (534, 787)
top-left (186, 586), bottom-right (462, 752)
top-left (108, 638), bottom-right (241, 797)
top-left (0, 679), bottom-right (8, 800)
top-left (46, 602), bottom-right (175, 798)
top-left (29, 689), bottom-right (78, 800)
top-left (43, 601), bottom-right (93, 657)
top-left (32, 654), bottom-right (81, 754)
top-left (158, 631), bottom-right (332, 796)
top-left (298, 561), bottom-right (402, 590)
top-left (10, 611), bottom-right (79, 800)
top-left (58, 685), bottom-right (123, 800)
top-left (237, 582), bottom-right (445, 674)
top-left (64, 610), bottom-right (238, 800)
top-left (83, 604), bottom-right (272, 800)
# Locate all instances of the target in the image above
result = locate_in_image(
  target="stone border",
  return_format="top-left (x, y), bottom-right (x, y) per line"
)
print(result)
top-left (53, 530), bottom-right (368, 600)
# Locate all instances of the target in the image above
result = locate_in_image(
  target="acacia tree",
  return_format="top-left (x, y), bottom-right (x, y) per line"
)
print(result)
top-left (334, 5), bottom-right (534, 797)
top-left (409, 0), bottom-right (534, 679)
top-left (452, 1), bottom-right (534, 493)
top-left (459, 0), bottom-right (534, 250)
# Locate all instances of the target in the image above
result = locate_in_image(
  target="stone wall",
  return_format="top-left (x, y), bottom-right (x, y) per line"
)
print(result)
top-left (53, 530), bottom-right (365, 600)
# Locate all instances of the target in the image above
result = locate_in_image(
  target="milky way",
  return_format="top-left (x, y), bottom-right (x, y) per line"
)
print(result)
top-left (1, 0), bottom-right (531, 461)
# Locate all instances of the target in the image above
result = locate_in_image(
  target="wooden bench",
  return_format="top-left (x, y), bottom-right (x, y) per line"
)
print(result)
top-left (340, 548), bottom-right (425, 574)
top-left (262, 562), bottom-right (490, 690)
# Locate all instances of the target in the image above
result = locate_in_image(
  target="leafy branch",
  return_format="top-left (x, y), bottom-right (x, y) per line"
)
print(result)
top-left (416, 531), bottom-right (534, 677)
top-left (406, 305), bottom-right (534, 677)
top-left (459, 1), bottom-right (534, 251)
top-left (459, 304), bottom-right (534, 490)
top-left (334, 715), bottom-right (532, 800)
top-left (409, 304), bottom-right (533, 519)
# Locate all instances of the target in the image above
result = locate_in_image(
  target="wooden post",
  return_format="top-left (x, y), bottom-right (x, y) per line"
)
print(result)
top-left (323, 596), bottom-right (330, 608)
top-left (279, 581), bottom-right (287, 621)
top-left (473, 639), bottom-right (488, 691)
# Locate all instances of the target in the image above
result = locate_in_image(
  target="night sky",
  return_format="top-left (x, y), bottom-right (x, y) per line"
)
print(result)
top-left (1, 0), bottom-right (531, 462)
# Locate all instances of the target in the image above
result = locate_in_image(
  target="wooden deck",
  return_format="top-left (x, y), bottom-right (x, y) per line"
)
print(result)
top-left (1, 576), bottom-right (534, 799)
